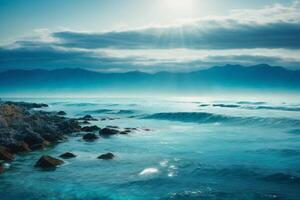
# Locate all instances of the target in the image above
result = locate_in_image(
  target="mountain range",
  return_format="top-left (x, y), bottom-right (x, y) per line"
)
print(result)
top-left (0, 64), bottom-right (299, 94)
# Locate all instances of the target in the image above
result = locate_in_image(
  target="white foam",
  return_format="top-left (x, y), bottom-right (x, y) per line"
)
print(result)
top-left (139, 168), bottom-right (159, 176)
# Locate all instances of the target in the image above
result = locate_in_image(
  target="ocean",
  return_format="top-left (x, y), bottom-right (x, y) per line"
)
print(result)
top-left (0, 96), bottom-right (300, 200)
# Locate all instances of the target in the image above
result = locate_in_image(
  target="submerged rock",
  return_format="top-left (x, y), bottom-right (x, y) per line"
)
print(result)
top-left (98, 153), bottom-right (115, 160)
top-left (83, 133), bottom-right (99, 141)
top-left (81, 125), bottom-right (101, 132)
top-left (106, 125), bottom-right (119, 129)
top-left (0, 146), bottom-right (14, 162)
top-left (120, 130), bottom-right (130, 135)
top-left (57, 111), bottom-right (66, 116)
top-left (99, 128), bottom-right (119, 136)
top-left (35, 155), bottom-right (64, 168)
top-left (263, 173), bottom-right (300, 184)
top-left (59, 152), bottom-right (76, 159)
top-left (79, 115), bottom-right (98, 121)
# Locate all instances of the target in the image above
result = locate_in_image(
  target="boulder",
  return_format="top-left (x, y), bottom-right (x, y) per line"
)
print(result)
top-left (35, 155), bottom-right (64, 168)
top-left (98, 153), bottom-right (115, 160)
top-left (81, 125), bottom-right (101, 132)
top-left (83, 133), bottom-right (99, 141)
top-left (59, 152), bottom-right (76, 159)
top-left (0, 146), bottom-right (14, 162)
top-left (99, 128), bottom-right (119, 136)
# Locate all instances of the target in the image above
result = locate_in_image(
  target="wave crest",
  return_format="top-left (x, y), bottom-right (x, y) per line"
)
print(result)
top-left (144, 112), bottom-right (300, 127)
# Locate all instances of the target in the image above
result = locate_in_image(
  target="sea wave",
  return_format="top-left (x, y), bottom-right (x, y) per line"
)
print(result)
top-left (210, 104), bottom-right (300, 112)
top-left (65, 103), bottom-right (98, 107)
top-left (144, 112), bottom-right (300, 127)
top-left (83, 109), bottom-right (137, 115)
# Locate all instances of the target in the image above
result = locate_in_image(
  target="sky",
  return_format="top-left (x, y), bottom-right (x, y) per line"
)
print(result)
top-left (0, 0), bottom-right (300, 72)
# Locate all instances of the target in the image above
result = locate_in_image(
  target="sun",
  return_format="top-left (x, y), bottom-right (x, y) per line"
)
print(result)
top-left (162, 0), bottom-right (196, 13)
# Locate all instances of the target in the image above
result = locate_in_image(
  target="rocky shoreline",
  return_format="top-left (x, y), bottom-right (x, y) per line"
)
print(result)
top-left (0, 101), bottom-right (141, 172)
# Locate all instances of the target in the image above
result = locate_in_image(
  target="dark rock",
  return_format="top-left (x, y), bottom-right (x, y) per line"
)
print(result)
top-left (30, 143), bottom-right (45, 150)
top-left (0, 128), bottom-right (17, 147)
top-left (83, 133), bottom-right (99, 141)
top-left (59, 152), bottom-right (76, 159)
top-left (120, 130), bottom-right (130, 134)
top-left (30, 139), bottom-right (50, 150)
top-left (42, 133), bottom-right (66, 143)
top-left (7, 142), bottom-right (30, 153)
top-left (58, 119), bottom-right (81, 134)
top-left (81, 120), bottom-right (90, 125)
top-left (79, 115), bottom-right (98, 121)
top-left (57, 111), bottom-right (66, 116)
top-left (0, 162), bottom-right (4, 173)
top-left (5, 101), bottom-right (48, 109)
top-left (0, 116), bottom-right (8, 128)
top-left (98, 152), bottom-right (115, 160)
top-left (99, 128), bottom-right (119, 136)
top-left (35, 155), bottom-right (64, 168)
top-left (21, 129), bottom-right (45, 146)
top-left (81, 125), bottom-right (101, 132)
top-left (0, 145), bottom-right (14, 162)
top-left (106, 125), bottom-right (119, 129)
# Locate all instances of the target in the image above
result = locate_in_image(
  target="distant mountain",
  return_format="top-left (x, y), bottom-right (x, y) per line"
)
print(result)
top-left (0, 64), bottom-right (299, 94)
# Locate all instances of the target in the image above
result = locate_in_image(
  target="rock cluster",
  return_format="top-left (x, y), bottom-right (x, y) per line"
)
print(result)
top-left (0, 101), bottom-right (148, 173)
top-left (0, 102), bottom-right (81, 151)
top-left (0, 101), bottom-right (81, 172)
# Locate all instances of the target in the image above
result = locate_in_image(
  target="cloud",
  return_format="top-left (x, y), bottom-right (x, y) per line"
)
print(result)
top-left (47, 2), bottom-right (300, 50)
top-left (51, 21), bottom-right (300, 50)
top-left (0, 2), bottom-right (300, 72)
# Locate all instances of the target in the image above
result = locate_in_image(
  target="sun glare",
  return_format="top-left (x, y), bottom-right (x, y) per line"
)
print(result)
top-left (162, 0), bottom-right (196, 15)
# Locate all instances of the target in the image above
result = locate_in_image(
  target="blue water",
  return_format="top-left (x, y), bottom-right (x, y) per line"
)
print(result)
top-left (1, 97), bottom-right (300, 200)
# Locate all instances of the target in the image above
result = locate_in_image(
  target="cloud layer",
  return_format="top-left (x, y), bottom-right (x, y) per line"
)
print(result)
top-left (1, 2), bottom-right (300, 72)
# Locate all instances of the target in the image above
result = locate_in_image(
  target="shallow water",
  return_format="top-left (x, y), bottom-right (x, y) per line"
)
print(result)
top-left (1, 97), bottom-right (300, 200)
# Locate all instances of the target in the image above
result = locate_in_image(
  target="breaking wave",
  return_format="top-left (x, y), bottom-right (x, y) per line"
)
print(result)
top-left (144, 112), bottom-right (300, 127)
top-left (83, 109), bottom-right (137, 115)
top-left (210, 104), bottom-right (300, 112)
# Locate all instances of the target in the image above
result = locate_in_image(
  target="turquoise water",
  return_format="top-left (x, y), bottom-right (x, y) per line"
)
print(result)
top-left (1, 97), bottom-right (300, 200)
